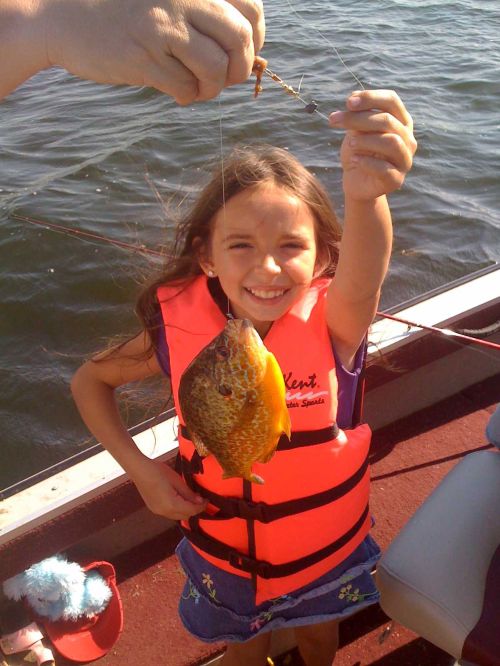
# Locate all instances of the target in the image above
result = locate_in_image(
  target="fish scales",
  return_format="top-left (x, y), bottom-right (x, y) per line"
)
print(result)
top-left (179, 318), bottom-right (291, 484)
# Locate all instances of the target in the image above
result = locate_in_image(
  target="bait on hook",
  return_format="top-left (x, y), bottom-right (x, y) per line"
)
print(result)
top-left (252, 57), bottom-right (329, 122)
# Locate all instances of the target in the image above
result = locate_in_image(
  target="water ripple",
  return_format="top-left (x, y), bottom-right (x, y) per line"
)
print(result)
top-left (1, 0), bottom-right (499, 486)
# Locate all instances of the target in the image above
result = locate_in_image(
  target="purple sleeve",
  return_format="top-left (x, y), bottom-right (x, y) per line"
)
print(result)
top-left (154, 311), bottom-right (171, 377)
top-left (333, 342), bottom-right (366, 429)
top-left (154, 311), bottom-right (365, 428)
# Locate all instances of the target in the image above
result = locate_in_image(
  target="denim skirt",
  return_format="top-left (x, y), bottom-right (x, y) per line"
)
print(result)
top-left (177, 533), bottom-right (381, 643)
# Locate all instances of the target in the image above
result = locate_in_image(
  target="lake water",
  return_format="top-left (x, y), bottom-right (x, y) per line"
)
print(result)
top-left (1, 0), bottom-right (499, 489)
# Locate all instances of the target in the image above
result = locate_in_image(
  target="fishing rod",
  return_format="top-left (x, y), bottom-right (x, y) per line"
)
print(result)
top-left (12, 8), bottom-right (496, 357)
top-left (11, 213), bottom-right (165, 258)
top-left (377, 311), bottom-right (500, 352)
top-left (12, 214), bottom-right (499, 355)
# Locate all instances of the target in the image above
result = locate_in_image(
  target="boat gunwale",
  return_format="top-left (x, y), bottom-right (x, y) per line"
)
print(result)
top-left (0, 265), bottom-right (499, 581)
top-left (3, 264), bottom-right (498, 501)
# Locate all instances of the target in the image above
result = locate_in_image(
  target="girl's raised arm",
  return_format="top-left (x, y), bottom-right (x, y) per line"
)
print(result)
top-left (325, 90), bottom-right (416, 369)
top-left (71, 331), bottom-right (206, 520)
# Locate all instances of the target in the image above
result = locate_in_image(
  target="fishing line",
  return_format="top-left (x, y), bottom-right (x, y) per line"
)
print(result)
top-left (12, 4), bottom-right (368, 269)
top-left (283, 0), bottom-right (366, 91)
top-left (9, 24), bottom-right (497, 362)
top-left (256, 1), bottom-right (369, 124)
top-left (217, 94), bottom-right (232, 318)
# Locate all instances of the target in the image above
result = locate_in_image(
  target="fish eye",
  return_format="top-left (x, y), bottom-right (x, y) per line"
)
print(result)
top-left (216, 346), bottom-right (230, 360)
top-left (218, 384), bottom-right (232, 397)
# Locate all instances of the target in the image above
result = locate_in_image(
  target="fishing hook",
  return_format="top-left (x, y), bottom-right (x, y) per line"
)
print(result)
top-left (261, 67), bottom-right (330, 122)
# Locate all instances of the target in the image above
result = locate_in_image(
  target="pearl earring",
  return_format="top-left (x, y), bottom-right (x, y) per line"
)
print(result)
top-left (207, 270), bottom-right (215, 278)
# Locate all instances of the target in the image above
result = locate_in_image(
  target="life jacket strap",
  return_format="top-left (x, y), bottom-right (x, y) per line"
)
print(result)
top-left (179, 424), bottom-right (340, 451)
top-left (179, 450), bottom-right (369, 523)
top-left (175, 450), bottom-right (204, 474)
top-left (181, 503), bottom-right (370, 578)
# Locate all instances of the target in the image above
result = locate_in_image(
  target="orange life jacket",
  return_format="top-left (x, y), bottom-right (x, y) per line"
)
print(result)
top-left (158, 275), bottom-right (371, 604)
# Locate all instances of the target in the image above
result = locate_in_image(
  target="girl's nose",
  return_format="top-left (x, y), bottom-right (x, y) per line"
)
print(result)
top-left (258, 254), bottom-right (281, 275)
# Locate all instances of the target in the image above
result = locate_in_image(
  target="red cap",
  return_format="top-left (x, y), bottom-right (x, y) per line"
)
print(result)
top-left (42, 561), bottom-right (123, 663)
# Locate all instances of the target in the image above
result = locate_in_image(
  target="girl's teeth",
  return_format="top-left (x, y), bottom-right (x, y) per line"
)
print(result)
top-left (249, 288), bottom-right (285, 299)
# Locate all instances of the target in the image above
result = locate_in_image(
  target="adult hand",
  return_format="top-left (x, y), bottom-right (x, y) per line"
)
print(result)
top-left (330, 90), bottom-right (417, 201)
top-left (1, 0), bottom-right (265, 103)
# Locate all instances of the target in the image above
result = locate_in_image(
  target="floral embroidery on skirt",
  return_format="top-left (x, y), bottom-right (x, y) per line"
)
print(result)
top-left (177, 534), bottom-right (381, 643)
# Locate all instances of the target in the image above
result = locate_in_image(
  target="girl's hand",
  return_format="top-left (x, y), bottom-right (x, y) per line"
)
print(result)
top-left (329, 90), bottom-right (417, 201)
top-left (129, 457), bottom-right (207, 520)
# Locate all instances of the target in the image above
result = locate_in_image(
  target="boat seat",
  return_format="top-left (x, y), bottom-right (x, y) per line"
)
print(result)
top-left (376, 450), bottom-right (500, 666)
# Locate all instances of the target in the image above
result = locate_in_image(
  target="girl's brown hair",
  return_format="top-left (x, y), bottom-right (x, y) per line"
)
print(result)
top-left (137, 144), bottom-right (342, 352)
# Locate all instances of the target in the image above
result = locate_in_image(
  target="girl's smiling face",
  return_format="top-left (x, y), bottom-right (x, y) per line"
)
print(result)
top-left (202, 182), bottom-right (318, 337)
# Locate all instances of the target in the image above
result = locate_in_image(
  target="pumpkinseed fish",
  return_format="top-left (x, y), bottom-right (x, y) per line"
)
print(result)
top-left (179, 318), bottom-right (291, 484)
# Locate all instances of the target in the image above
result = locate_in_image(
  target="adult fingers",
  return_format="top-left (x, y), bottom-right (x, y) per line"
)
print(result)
top-left (141, 0), bottom-right (263, 100)
top-left (160, 27), bottom-right (230, 102)
top-left (142, 55), bottom-right (199, 104)
top-left (187, 0), bottom-right (255, 88)
top-left (225, 0), bottom-right (266, 52)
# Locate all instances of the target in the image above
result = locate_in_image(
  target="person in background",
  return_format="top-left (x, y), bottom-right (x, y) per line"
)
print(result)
top-left (71, 89), bottom-right (416, 665)
top-left (0, 0), bottom-right (265, 103)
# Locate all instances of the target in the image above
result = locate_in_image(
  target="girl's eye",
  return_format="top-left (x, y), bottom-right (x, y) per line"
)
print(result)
top-left (282, 242), bottom-right (305, 250)
top-left (228, 243), bottom-right (252, 250)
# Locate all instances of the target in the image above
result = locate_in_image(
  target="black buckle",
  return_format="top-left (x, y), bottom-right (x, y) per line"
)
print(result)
top-left (245, 500), bottom-right (268, 522)
top-left (228, 552), bottom-right (271, 577)
top-left (229, 552), bottom-right (253, 571)
top-left (234, 499), bottom-right (268, 522)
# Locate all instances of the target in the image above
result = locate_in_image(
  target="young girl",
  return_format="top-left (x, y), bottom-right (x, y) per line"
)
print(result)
top-left (71, 89), bottom-right (416, 666)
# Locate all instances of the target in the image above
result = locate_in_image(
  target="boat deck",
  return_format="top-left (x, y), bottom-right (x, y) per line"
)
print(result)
top-left (25, 375), bottom-right (500, 665)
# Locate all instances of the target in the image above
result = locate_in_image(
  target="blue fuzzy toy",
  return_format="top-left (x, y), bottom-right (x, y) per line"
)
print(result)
top-left (3, 556), bottom-right (112, 622)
